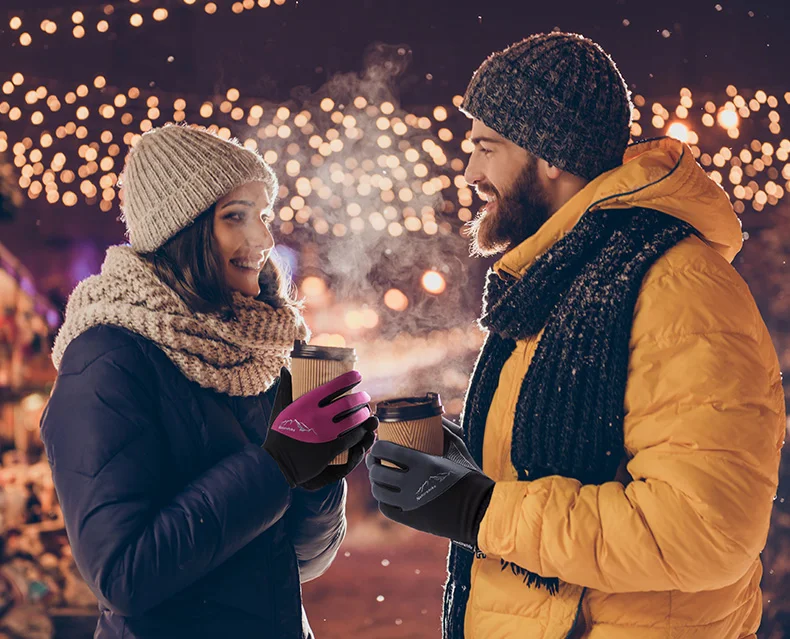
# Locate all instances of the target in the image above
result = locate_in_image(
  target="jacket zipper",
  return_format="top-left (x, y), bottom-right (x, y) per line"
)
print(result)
top-left (563, 588), bottom-right (587, 639)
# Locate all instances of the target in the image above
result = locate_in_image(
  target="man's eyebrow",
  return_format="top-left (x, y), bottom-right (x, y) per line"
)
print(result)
top-left (470, 136), bottom-right (503, 146)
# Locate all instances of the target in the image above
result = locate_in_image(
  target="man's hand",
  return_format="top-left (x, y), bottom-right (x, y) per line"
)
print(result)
top-left (366, 421), bottom-right (494, 547)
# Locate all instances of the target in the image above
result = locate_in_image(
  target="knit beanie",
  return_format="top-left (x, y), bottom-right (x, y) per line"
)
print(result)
top-left (119, 123), bottom-right (278, 253)
top-left (461, 32), bottom-right (632, 180)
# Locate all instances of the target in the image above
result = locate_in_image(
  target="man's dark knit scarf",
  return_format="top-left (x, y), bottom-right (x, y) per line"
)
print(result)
top-left (442, 207), bottom-right (694, 638)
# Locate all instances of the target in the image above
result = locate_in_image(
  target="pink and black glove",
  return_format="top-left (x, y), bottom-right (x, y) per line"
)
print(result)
top-left (264, 368), bottom-right (375, 489)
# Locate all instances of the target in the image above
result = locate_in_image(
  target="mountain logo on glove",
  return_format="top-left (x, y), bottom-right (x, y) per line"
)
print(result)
top-left (276, 419), bottom-right (317, 435)
top-left (416, 471), bottom-right (451, 501)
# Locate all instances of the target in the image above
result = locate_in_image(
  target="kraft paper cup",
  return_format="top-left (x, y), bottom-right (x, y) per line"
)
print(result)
top-left (290, 341), bottom-right (358, 465)
top-left (375, 393), bottom-right (444, 469)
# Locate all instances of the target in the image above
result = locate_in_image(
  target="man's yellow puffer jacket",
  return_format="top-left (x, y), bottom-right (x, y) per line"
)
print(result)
top-left (465, 137), bottom-right (786, 639)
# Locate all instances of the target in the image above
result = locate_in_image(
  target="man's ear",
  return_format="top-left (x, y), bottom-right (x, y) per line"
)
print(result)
top-left (534, 157), bottom-right (563, 185)
top-left (545, 162), bottom-right (562, 181)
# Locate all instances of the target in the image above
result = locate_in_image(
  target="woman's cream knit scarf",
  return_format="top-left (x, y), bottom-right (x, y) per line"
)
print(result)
top-left (52, 245), bottom-right (309, 396)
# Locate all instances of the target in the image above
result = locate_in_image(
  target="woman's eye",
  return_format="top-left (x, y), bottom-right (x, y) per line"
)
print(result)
top-left (225, 212), bottom-right (243, 221)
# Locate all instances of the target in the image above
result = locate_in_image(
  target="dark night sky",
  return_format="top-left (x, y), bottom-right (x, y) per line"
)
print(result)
top-left (1, 0), bottom-right (789, 297)
top-left (4, 0), bottom-right (788, 102)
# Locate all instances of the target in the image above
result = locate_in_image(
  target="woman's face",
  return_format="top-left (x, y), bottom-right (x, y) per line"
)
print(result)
top-left (213, 181), bottom-right (275, 298)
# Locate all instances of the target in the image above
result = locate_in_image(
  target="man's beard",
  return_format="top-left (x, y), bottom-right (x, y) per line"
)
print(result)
top-left (466, 160), bottom-right (553, 258)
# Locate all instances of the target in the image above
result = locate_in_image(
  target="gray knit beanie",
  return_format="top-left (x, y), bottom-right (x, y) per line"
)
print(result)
top-left (461, 32), bottom-right (632, 180)
top-left (119, 123), bottom-right (278, 253)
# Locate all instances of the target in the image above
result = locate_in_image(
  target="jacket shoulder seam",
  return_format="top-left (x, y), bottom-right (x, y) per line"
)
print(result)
top-left (646, 243), bottom-right (735, 282)
top-left (58, 343), bottom-right (141, 377)
top-left (59, 328), bottom-right (149, 377)
top-left (634, 328), bottom-right (758, 348)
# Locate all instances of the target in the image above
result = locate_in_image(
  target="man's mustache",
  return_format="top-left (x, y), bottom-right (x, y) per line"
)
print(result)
top-left (474, 183), bottom-right (500, 200)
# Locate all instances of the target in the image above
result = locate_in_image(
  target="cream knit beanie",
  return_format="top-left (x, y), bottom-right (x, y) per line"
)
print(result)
top-left (119, 123), bottom-right (278, 253)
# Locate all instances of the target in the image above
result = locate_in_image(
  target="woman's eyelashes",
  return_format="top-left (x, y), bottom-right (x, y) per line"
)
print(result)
top-left (224, 209), bottom-right (274, 226)
top-left (224, 210), bottom-right (245, 222)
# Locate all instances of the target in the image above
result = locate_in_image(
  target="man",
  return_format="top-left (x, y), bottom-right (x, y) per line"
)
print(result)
top-left (367, 32), bottom-right (785, 638)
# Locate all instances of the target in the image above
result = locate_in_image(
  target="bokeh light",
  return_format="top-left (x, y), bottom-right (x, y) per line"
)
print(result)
top-left (422, 271), bottom-right (446, 295)
top-left (301, 276), bottom-right (327, 297)
top-left (667, 122), bottom-right (690, 142)
top-left (717, 109), bottom-right (739, 129)
top-left (384, 288), bottom-right (409, 311)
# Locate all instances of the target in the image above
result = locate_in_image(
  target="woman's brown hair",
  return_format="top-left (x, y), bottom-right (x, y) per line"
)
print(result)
top-left (141, 204), bottom-right (301, 316)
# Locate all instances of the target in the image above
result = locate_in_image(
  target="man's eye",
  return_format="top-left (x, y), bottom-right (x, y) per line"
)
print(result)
top-left (480, 147), bottom-right (492, 155)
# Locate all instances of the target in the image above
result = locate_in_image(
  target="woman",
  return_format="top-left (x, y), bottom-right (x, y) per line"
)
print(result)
top-left (40, 124), bottom-right (376, 638)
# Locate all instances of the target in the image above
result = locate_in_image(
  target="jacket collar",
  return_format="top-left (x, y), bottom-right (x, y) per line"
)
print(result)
top-left (495, 137), bottom-right (742, 278)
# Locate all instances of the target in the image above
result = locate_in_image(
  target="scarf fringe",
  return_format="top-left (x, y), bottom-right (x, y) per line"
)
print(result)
top-left (501, 560), bottom-right (560, 594)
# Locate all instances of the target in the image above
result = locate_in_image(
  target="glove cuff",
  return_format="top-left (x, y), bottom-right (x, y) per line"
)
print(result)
top-left (458, 473), bottom-right (495, 547)
top-left (472, 479), bottom-right (494, 540)
top-left (261, 442), bottom-right (298, 488)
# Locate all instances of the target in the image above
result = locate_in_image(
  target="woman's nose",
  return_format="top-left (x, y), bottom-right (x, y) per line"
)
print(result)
top-left (248, 218), bottom-right (275, 251)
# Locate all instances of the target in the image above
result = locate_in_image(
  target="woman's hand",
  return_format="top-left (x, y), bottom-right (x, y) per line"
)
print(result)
top-left (263, 368), bottom-right (372, 488)
top-left (299, 414), bottom-right (378, 490)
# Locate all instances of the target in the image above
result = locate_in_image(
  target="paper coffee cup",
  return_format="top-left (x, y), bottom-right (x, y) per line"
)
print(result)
top-left (290, 341), bottom-right (358, 465)
top-left (375, 393), bottom-right (444, 468)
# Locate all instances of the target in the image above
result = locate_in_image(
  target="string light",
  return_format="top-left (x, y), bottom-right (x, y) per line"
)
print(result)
top-left (718, 109), bottom-right (740, 129)
top-left (422, 271), bottom-right (446, 295)
top-left (667, 122), bottom-right (690, 142)
top-left (0, 0), bottom-right (290, 46)
top-left (0, 68), bottom-right (785, 223)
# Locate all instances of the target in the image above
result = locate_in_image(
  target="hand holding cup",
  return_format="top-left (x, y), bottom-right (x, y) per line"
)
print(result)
top-left (264, 368), bottom-right (372, 488)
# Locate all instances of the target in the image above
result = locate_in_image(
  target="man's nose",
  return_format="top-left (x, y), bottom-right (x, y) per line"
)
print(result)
top-left (464, 155), bottom-right (483, 187)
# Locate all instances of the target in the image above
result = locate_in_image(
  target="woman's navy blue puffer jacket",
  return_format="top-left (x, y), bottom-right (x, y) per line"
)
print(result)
top-left (40, 325), bottom-right (346, 638)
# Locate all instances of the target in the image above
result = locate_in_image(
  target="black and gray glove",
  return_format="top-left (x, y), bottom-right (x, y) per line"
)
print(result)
top-left (366, 418), bottom-right (494, 547)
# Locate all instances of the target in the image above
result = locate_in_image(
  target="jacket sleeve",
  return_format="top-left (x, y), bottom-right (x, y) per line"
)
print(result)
top-left (477, 257), bottom-right (786, 593)
top-left (286, 481), bottom-right (347, 583)
top-left (41, 342), bottom-right (292, 617)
